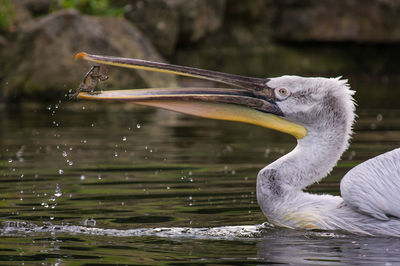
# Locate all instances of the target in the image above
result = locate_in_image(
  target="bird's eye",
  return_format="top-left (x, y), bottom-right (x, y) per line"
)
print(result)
top-left (275, 87), bottom-right (290, 100)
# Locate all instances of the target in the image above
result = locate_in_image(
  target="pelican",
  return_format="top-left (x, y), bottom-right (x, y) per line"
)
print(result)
top-left (75, 52), bottom-right (400, 236)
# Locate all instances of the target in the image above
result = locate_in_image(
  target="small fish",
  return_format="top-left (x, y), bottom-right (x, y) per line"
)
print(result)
top-left (70, 65), bottom-right (108, 99)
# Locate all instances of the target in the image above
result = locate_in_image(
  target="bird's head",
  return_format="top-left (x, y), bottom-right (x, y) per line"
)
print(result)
top-left (266, 75), bottom-right (355, 133)
top-left (76, 53), bottom-right (355, 140)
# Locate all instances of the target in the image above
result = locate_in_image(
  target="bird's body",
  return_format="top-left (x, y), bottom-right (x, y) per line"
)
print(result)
top-left (259, 148), bottom-right (400, 236)
top-left (76, 53), bottom-right (400, 236)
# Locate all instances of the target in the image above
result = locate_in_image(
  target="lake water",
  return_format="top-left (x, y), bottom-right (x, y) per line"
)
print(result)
top-left (1, 99), bottom-right (400, 264)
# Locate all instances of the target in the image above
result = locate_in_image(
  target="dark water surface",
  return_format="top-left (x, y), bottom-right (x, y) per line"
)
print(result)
top-left (1, 100), bottom-right (400, 265)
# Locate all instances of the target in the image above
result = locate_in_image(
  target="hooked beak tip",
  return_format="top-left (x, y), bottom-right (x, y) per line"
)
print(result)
top-left (75, 52), bottom-right (88, 60)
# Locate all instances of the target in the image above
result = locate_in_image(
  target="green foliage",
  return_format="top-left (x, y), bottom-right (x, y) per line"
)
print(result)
top-left (59, 0), bottom-right (124, 16)
top-left (0, 0), bottom-right (15, 32)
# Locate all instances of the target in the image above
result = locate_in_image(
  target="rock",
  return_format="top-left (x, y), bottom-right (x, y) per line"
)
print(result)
top-left (124, 0), bottom-right (179, 56)
top-left (0, 9), bottom-right (176, 100)
top-left (170, 0), bottom-right (226, 43)
top-left (123, 0), bottom-right (226, 56)
top-left (272, 0), bottom-right (400, 42)
top-left (208, 0), bottom-right (274, 46)
top-left (173, 0), bottom-right (400, 79)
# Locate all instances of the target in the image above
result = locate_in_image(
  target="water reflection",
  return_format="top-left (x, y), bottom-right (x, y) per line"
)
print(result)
top-left (257, 232), bottom-right (400, 264)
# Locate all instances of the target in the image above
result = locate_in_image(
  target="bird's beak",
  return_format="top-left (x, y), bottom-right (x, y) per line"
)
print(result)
top-left (75, 52), bottom-right (307, 139)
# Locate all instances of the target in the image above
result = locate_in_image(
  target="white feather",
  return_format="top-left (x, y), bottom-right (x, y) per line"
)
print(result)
top-left (341, 148), bottom-right (400, 220)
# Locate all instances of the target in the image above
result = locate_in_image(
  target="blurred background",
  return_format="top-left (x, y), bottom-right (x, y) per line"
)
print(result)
top-left (1, 0), bottom-right (400, 107)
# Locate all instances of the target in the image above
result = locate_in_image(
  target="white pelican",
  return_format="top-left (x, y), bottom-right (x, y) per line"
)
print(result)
top-left (75, 52), bottom-right (400, 236)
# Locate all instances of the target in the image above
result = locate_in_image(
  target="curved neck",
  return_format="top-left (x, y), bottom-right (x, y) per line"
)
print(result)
top-left (274, 126), bottom-right (350, 190)
top-left (261, 89), bottom-right (354, 191)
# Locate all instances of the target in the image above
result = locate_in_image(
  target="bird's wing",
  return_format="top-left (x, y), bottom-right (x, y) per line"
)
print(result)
top-left (340, 148), bottom-right (400, 221)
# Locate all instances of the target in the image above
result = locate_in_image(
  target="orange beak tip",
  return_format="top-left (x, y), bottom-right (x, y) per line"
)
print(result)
top-left (75, 52), bottom-right (88, 60)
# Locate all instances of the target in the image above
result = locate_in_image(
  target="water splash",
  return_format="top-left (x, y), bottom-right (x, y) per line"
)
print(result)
top-left (54, 184), bottom-right (62, 197)
top-left (83, 218), bottom-right (96, 227)
top-left (0, 221), bottom-right (275, 240)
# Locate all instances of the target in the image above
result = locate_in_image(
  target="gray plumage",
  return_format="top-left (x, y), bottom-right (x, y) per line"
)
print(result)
top-left (341, 148), bottom-right (400, 221)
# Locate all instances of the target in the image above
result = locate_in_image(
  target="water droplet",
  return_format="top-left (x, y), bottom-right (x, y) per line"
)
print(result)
top-left (84, 218), bottom-right (96, 227)
top-left (41, 202), bottom-right (49, 208)
top-left (348, 150), bottom-right (356, 160)
top-left (58, 169), bottom-right (64, 175)
top-left (8, 159), bottom-right (12, 163)
top-left (114, 152), bottom-right (118, 157)
top-left (136, 123), bottom-right (141, 128)
top-left (166, 186), bottom-right (170, 190)
top-left (122, 136), bottom-right (127, 141)
top-left (377, 114), bottom-right (383, 121)
top-left (50, 216), bottom-right (54, 220)
top-left (80, 175), bottom-right (85, 180)
top-left (54, 184), bottom-right (62, 197)
top-left (62, 151), bottom-right (67, 157)
top-left (264, 148), bottom-right (271, 158)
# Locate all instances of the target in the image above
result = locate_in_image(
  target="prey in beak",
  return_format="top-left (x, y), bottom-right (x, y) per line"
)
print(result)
top-left (70, 65), bottom-right (108, 99)
top-left (75, 52), bottom-right (307, 139)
